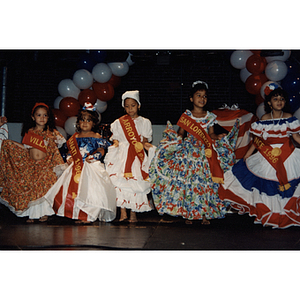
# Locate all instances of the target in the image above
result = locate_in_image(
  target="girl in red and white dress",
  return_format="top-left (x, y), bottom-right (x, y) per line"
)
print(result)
top-left (220, 86), bottom-right (300, 228)
top-left (43, 102), bottom-right (116, 223)
top-left (104, 90), bottom-right (156, 223)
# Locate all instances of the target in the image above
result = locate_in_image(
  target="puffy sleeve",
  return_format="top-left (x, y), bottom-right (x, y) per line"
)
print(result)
top-left (249, 120), bottom-right (264, 136)
top-left (207, 112), bottom-right (218, 128)
top-left (287, 116), bottom-right (300, 135)
top-left (53, 129), bottom-right (66, 148)
top-left (109, 119), bottom-right (121, 141)
top-left (140, 117), bottom-right (153, 142)
top-left (97, 138), bottom-right (112, 149)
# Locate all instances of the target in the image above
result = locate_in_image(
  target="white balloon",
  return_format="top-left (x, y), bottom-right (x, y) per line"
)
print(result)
top-left (240, 68), bottom-right (252, 83)
top-left (260, 81), bottom-right (281, 99)
top-left (294, 107), bottom-right (300, 121)
top-left (54, 96), bottom-right (63, 109)
top-left (92, 63), bottom-right (112, 83)
top-left (256, 102), bottom-right (266, 119)
top-left (64, 116), bottom-right (78, 135)
top-left (126, 52), bottom-right (135, 66)
top-left (73, 69), bottom-right (93, 89)
top-left (265, 60), bottom-right (288, 81)
top-left (94, 99), bottom-right (107, 113)
top-left (108, 61), bottom-right (129, 77)
top-left (58, 79), bottom-right (80, 99)
top-left (98, 113), bottom-right (102, 123)
top-left (265, 50), bottom-right (291, 63)
top-left (230, 50), bottom-right (252, 69)
top-left (55, 126), bottom-right (67, 140)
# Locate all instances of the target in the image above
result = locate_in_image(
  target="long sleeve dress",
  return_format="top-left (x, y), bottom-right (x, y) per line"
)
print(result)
top-left (43, 136), bottom-right (116, 222)
top-left (0, 128), bottom-right (65, 219)
top-left (104, 116), bottom-right (156, 212)
top-left (149, 110), bottom-right (239, 221)
top-left (219, 116), bottom-right (300, 228)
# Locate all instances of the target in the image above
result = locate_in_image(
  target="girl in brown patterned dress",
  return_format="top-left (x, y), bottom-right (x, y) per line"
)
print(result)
top-left (0, 103), bottom-right (66, 223)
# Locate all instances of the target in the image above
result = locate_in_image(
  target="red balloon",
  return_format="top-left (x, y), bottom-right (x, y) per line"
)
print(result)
top-left (92, 82), bottom-right (114, 102)
top-left (246, 55), bottom-right (266, 75)
top-left (78, 89), bottom-right (97, 106)
top-left (245, 74), bottom-right (267, 95)
top-left (108, 74), bottom-right (121, 88)
top-left (59, 97), bottom-right (81, 117)
top-left (52, 109), bottom-right (68, 128)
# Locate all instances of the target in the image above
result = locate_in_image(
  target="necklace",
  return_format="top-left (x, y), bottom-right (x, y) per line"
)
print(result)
top-left (271, 110), bottom-right (283, 120)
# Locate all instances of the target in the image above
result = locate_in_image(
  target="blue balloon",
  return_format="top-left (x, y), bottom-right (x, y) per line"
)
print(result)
top-left (78, 53), bottom-right (96, 72)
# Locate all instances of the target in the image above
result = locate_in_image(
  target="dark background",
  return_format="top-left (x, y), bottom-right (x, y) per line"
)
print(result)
top-left (1, 49), bottom-right (299, 125)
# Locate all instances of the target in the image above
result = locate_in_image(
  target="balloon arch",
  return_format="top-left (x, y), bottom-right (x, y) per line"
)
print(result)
top-left (52, 50), bottom-right (134, 139)
top-left (230, 50), bottom-right (300, 120)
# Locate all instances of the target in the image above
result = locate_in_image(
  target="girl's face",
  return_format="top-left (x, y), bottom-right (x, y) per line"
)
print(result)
top-left (268, 94), bottom-right (286, 111)
top-left (79, 112), bottom-right (94, 133)
top-left (32, 107), bottom-right (49, 128)
top-left (190, 90), bottom-right (207, 108)
top-left (124, 98), bottom-right (140, 118)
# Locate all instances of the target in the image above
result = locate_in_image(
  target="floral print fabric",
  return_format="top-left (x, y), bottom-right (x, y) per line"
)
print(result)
top-left (0, 128), bottom-right (65, 212)
top-left (149, 110), bottom-right (239, 221)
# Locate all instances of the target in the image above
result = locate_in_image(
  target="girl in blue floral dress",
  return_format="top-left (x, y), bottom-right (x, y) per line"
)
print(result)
top-left (149, 81), bottom-right (239, 224)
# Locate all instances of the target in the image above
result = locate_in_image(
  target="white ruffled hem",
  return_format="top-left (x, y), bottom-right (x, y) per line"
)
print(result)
top-left (0, 195), bottom-right (55, 219)
top-left (115, 188), bottom-right (153, 212)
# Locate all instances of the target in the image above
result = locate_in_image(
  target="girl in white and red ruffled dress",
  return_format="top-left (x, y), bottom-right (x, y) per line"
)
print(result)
top-left (0, 103), bottom-right (66, 222)
top-left (219, 86), bottom-right (300, 228)
top-left (43, 103), bottom-right (116, 223)
top-left (104, 90), bottom-right (156, 223)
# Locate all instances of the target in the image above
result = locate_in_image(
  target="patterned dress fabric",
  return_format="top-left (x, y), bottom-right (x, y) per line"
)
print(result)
top-left (0, 128), bottom-right (65, 218)
top-left (43, 137), bottom-right (116, 222)
top-left (0, 123), bottom-right (8, 149)
top-left (104, 116), bottom-right (155, 212)
top-left (219, 117), bottom-right (300, 228)
top-left (149, 110), bottom-right (239, 221)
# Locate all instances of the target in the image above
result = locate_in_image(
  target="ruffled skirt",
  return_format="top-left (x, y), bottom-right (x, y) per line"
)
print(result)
top-left (149, 121), bottom-right (239, 220)
top-left (220, 144), bottom-right (300, 228)
top-left (104, 145), bottom-right (156, 212)
top-left (43, 161), bottom-right (117, 222)
top-left (0, 140), bottom-right (61, 219)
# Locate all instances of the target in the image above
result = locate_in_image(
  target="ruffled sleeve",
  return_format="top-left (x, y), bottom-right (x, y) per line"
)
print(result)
top-left (109, 119), bottom-right (121, 141)
top-left (53, 129), bottom-right (66, 148)
top-left (96, 138), bottom-right (111, 149)
top-left (250, 120), bottom-right (264, 137)
top-left (286, 116), bottom-right (300, 135)
top-left (138, 117), bottom-right (153, 142)
top-left (250, 117), bottom-right (300, 139)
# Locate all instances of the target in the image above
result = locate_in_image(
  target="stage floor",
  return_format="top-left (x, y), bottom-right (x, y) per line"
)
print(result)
top-left (1, 204), bottom-right (300, 250)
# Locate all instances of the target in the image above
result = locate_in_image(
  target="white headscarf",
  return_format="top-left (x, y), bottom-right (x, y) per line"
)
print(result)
top-left (121, 90), bottom-right (141, 107)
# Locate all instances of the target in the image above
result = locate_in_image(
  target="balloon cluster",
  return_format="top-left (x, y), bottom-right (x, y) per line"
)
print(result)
top-left (52, 51), bottom-right (134, 138)
top-left (229, 50), bottom-right (300, 118)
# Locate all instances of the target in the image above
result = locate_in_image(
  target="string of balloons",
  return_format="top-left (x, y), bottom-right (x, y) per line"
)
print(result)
top-left (52, 50), bottom-right (134, 139)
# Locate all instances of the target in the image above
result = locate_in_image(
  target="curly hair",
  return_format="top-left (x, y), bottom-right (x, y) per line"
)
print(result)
top-left (264, 88), bottom-right (291, 114)
top-left (76, 109), bottom-right (100, 133)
